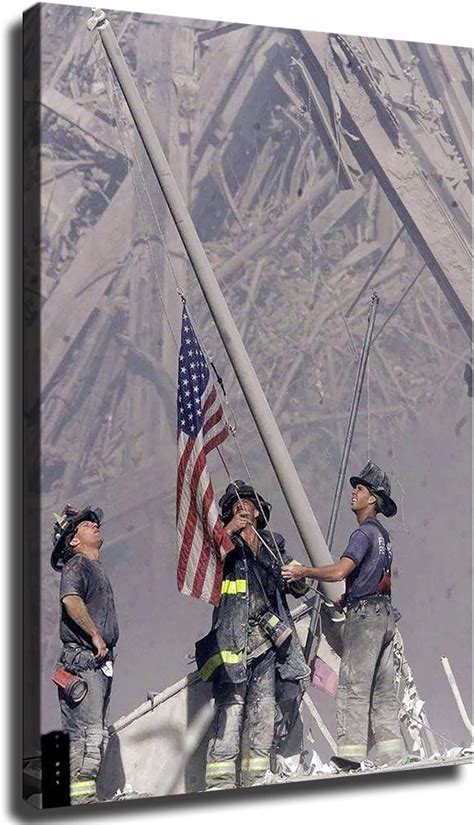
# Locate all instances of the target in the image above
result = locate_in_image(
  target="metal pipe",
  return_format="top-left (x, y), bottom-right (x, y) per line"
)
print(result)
top-left (110, 672), bottom-right (200, 736)
top-left (326, 292), bottom-right (379, 550)
top-left (441, 656), bottom-right (474, 738)
top-left (92, 12), bottom-right (343, 600)
top-left (304, 293), bottom-right (379, 661)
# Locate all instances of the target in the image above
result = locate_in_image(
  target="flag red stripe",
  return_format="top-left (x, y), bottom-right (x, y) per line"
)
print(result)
top-left (212, 520), bottom-right (234, 555)
top-left (202, 384), bottom-right (217, 415)
top-left (204, 426), bottom-right (229, 456)
top-left (209, 568), bottom-right (222, 606)
top-left (191, 481), bottom-right (216, 598)
top-left (177, 444), bottom-right (208, 589)
top-left (176, 436), bottom-right (195, 518)
top-left (203, 406), bottom-right (223, 437)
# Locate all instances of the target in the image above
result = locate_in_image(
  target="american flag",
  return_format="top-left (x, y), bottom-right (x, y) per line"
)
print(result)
top-left (176, 306), bottom-right (234, 605)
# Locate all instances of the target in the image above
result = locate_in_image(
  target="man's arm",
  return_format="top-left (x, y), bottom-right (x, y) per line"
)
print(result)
top-left (280, 547), bottom-right (311, 597)
top-left (281, 557), bottom-right (356, 583)
top-left (61, 595), bottom-right (107, 659)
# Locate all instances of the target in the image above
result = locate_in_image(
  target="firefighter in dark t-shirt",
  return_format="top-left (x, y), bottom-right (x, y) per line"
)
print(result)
top-left (51, 505), bottom-right (119, 804)
top-left (282, 461), bottom-right (405, 769)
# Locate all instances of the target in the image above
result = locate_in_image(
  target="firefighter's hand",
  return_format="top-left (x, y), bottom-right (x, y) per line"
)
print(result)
top-left (224, 513), bottom-right (249, 535)
top-left (91, 632), bottom-right (107, 660)
top-left (281, 564), bottom-right (307, 582)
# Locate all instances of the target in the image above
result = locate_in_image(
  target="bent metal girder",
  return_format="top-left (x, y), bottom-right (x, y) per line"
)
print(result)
top-left (296, 31), bottom-right (472, 337)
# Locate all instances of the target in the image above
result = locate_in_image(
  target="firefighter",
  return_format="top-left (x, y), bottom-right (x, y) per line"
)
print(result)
top-left (51, 505), bottom-right (119, 804)
top-left (196, 480), bottom-right (311, 790)
top-left (282, 461), bottom-right (405, 769)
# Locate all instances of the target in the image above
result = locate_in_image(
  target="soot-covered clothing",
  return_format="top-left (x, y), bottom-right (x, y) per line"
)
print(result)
top-left (337, 518), bottom-right (403, 764)
top-left (60, 554), bottom-right (119, 650)
top-left (201, 530), bottom-right (310, 790)
top-left (246, 542), bottom-right (281, 650)
top-left (342, 517), bottom-right (392, 601)
top-left (57, 553), bottom-right (118, 804)
top-left (196, 530), bottom-right (310, 688)
top-left (336, 598), bottom-right (404, 764)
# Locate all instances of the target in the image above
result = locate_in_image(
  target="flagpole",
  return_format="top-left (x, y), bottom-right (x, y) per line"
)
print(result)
top-left (304, 293), bottom-right (379, 660)
top-left (89, 10), bottom-right (343, 602)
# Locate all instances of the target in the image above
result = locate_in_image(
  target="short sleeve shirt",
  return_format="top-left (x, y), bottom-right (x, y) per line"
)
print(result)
top-left (60, 554), bottom-right (119, 649)
top-left (341, 518), bottom-right (392, 599)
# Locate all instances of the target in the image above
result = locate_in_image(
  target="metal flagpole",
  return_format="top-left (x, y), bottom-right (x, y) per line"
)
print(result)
top-left (88, 9), bottom-right (343, 602)
top-left (304, 293), bottom-right (379, 660)
top-left (326, 292), bottom-right (379, 550)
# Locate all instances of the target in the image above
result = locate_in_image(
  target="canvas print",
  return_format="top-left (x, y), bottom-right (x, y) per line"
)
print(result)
top-left (23, 1), bottom-right (472, 808)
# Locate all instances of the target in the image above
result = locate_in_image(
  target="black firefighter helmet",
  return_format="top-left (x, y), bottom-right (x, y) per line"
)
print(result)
top-left (219, 480), bottom-right (271, 530)
top-left (50, 504), bottom-right (103, 572)
top-left (350, 461), bottom-right (397, 518)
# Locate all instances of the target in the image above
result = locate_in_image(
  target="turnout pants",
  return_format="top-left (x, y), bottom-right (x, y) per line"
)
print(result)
top-left (337, 598), bottom-right (404, 766)
top-left (206, 650), bottom-right (276, 790)
top-left (58, 646), bottom-right (113, 804)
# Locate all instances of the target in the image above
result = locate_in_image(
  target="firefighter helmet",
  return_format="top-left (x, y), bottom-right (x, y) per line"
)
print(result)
top-left (50, 504), bottom-right (103, 571)
top-left (349, 461), bottom-right (397, 517)
top-left (219, 480), bottom-right (271, 529)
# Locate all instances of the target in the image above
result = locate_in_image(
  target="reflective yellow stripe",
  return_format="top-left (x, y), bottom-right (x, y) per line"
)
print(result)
top-left (338, 744), bottom-right (366, 760)
top-left (71, 780), bottom-right (96, 789)
top-left (241, 756), bottom-right (270, 771)
top-left (199, 650), bottom-right (244, 681)
top-left (70, 779), bottom-right (96, 797)
top-left (375, 739), bottom-right (403, 755)
top-left (266, 614), bottom-right (279, 628)
top-left (221, 579), bottom-right (247, 595)
top-left (205, 760), bottom-right (237, 777)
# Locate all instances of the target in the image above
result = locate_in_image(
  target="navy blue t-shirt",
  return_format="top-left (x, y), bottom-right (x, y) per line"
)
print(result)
top-left (341, 518), bottom-right (392, 599)
top-left (60, 554), bottom-right (119, 649)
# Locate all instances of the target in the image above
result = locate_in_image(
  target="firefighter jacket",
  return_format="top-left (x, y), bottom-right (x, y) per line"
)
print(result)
top-left (195, 531), bottom-right (311, 688)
